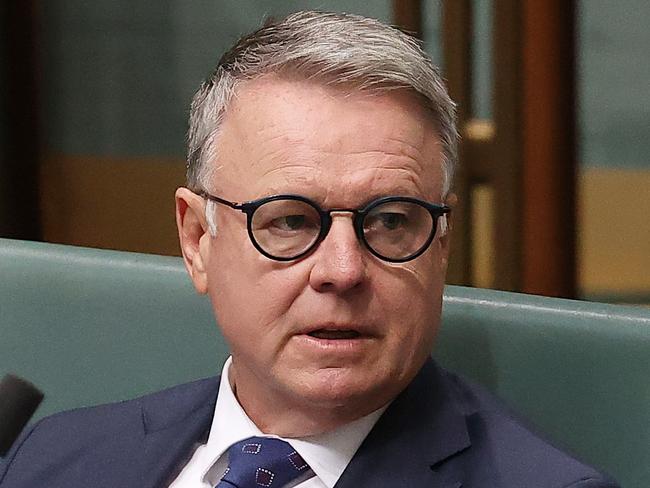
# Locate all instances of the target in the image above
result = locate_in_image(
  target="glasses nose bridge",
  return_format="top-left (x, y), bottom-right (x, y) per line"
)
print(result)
top-left (322, 208), bottom-right (364, 241)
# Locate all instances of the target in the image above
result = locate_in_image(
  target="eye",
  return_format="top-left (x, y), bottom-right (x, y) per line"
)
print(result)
top-left (252, 199), bottom-right (322, 237)
top-left (270, 214), bottom-right (307, 231)
top-left (377, 212), bottom-right (407, 230)
top-left (366, 212), bottom-right (408, 231)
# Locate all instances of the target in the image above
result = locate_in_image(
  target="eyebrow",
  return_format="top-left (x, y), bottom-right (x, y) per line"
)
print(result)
top-left (253, 177), bottom-right (429, 203)
top-left (281, 178), bottom-right (422, 193)
top-left (247, 189), bottom-right (431, 210)
top-left (364, 186), bottom-right (423, 200)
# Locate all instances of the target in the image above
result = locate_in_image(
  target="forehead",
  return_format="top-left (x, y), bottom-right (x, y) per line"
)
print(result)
top-left (211, 76), bottom-right (444, 202)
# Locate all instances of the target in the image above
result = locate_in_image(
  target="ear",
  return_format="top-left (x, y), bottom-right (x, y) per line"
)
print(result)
top-left (443, 192), bottom-right (458, 235)
top-left (175, 187), bottom-right (210, 294)
top-left (439, 192), bottom-right (458, 267)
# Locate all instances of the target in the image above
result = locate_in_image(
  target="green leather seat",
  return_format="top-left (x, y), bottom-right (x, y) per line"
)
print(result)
top-left (1, 238), bottom-right (648, 487)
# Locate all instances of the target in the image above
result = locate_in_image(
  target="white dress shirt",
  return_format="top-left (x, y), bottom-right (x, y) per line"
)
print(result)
top-left (169, 357), bottom-right (387, 488)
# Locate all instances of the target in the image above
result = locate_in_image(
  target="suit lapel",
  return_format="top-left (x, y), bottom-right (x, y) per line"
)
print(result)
top-left (137, 377), bottom-right (220, 488)
top-left (334, 360), bottom-right (470, 488)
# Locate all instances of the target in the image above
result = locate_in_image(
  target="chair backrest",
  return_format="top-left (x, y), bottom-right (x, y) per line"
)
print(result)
top-left (1, 238), bottom-right (648, 487)
top-left (435, 286), bottom-right (650, 488)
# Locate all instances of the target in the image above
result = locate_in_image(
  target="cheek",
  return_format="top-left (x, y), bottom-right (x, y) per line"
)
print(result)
top-left (379, 258), bottom-right (444, 342)
top-left (207, 247), bottom-right (308, 336)
top-left (388, 291), bottom-right (440, 341)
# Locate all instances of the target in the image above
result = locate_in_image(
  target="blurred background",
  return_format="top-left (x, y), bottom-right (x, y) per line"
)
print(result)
top-left (1, 0), bottom-right (648, 304)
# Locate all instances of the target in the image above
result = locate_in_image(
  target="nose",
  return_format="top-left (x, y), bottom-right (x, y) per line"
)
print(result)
top-left (308, 213), bottom-right (367, 293)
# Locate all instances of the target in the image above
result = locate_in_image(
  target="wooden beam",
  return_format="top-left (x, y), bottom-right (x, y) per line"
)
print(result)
top-left (0, 1), bottom-right (41, 240)
top-left (521, 0), bottom-right (577, 297)
top-left (492, 0), bottom-right (524, 291)
top-left (392, 0), bottom-right (422, 38)
top-left (441, 0), bottom-right (473, 285)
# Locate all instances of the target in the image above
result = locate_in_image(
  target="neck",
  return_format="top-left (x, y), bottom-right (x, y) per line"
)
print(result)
top-left (228, 364), bottom-right (387, 437)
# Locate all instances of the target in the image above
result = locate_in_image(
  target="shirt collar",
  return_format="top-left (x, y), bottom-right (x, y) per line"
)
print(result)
top-left (201, 357), bottom-right (387, 488)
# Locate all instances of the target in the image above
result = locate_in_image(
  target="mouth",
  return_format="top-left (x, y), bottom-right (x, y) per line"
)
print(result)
top-left (306, 329), bottom-right (361, 340)
top-left (298, 322), bottom-right (376, 341)
top-left (292, 324), bottom-right (375, 355)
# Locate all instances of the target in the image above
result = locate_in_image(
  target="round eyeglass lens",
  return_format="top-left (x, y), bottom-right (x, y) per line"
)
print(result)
top-left (250, 199), bottom-right (322, 258)
top-left (362, 200), bottom-right (434, 259)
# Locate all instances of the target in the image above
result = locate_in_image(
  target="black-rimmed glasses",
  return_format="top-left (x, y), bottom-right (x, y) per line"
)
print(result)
top-left (201, 193), bottom-right (450, 263)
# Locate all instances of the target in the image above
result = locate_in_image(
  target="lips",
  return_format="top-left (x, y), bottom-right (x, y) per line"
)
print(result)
top-left (298, 323), bottom-right (374, 341)
top-left (292, 324), bottom-right (374, 355)
top-left (307, 329), bottom-right (361, 340)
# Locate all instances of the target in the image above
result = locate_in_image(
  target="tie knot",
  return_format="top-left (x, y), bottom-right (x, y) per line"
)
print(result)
top-left (217, 436), bottom-right (311, 488)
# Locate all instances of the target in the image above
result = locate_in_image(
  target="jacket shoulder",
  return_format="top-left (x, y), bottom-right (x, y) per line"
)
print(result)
top-left (0, 377), bottom-right (219, 486)
top-left (439, 368), bottom-right (619, 487)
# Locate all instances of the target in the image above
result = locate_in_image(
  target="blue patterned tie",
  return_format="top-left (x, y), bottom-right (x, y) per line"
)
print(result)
top-left (215, 436), bottom-right (311, 488)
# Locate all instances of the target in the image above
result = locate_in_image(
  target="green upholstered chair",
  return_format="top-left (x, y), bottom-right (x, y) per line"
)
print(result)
top-left (1, 238), bottom-right (649, 487)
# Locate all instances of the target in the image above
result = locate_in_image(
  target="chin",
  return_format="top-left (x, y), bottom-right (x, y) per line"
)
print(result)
top-left (289, 367), bottom-right (403, 412)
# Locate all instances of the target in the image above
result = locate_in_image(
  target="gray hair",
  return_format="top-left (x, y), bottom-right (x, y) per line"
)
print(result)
top-left (186, 10), bottom-right (458, 196)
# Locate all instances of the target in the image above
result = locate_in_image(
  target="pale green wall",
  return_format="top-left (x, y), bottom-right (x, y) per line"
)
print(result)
top-left (40, 1), bottom-right (391, 159)
top-left (578, 0), bottom-right (650, 169)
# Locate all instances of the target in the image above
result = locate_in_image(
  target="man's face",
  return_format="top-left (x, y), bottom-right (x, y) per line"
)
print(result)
top-left (179, 77), bottom-right (450, 433)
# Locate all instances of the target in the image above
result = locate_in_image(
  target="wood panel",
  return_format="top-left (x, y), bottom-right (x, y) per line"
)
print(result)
top-left (491, 0), bottom-right (524, 292)
top-left (392, 0), bottom-right (422, 37)
top-left (441, 0), bottom-right (473, 285)
top-left (0, 0), bottom-right (41, 240)
top-left (40, 155), bottom-right (185, 256)
top-left (579, 167), bottom-right (650, 298)
top-left (521, 0), bottom-right (577, 297)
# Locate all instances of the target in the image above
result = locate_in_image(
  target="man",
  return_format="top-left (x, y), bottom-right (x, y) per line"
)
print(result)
top-left (0, 11), bottom-right (618, 488)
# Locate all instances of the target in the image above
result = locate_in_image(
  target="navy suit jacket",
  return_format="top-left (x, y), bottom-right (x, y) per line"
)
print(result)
top-left (0, 360), bottom-right (619, 487)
